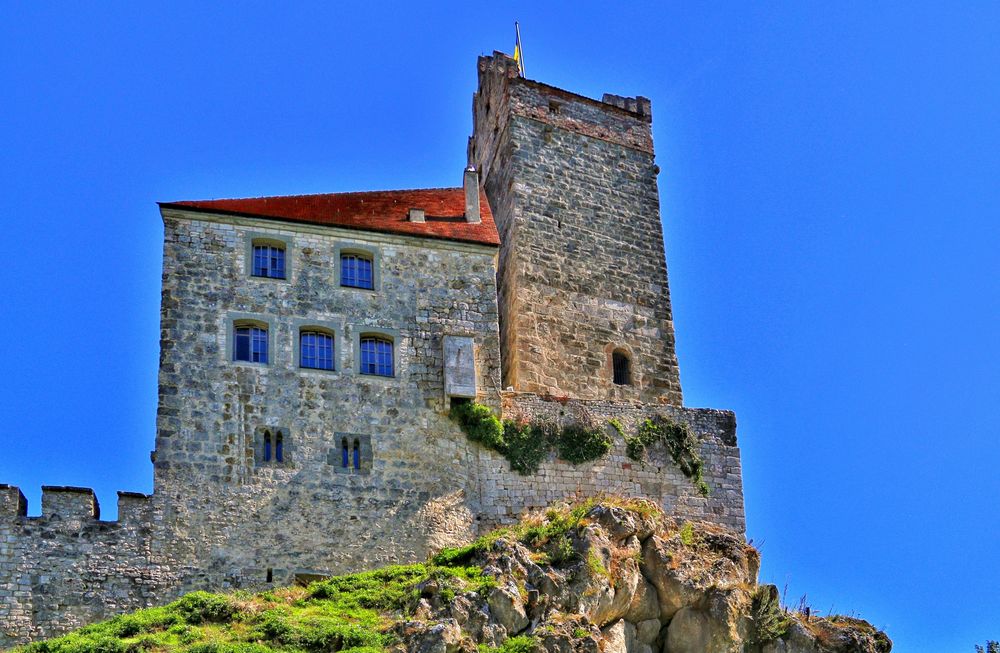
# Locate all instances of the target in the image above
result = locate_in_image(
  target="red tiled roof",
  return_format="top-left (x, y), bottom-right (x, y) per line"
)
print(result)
top-left (159, 187), bottom-right (500, 247)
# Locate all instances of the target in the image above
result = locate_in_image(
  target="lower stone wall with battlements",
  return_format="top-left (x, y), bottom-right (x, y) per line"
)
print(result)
top-left (0, 394), bottom-right (743, 648)
top-left (0, 487), bottom-right (185, 647)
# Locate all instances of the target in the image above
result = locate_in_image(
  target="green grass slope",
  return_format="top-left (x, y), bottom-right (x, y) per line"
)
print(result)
top-left (13, 564), bottom-right (494, 653)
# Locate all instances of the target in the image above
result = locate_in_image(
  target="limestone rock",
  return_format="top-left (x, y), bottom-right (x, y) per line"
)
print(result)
top-left (487, 584), bottom-right (529, 635)
top-left (634, 619), bottom-right (662, 646)
top-left (600, 620), bottom-right (628, 653)
top-left (640, 536), bottom-right (703, 620)
top-left (400, 620), bottom-right (464, 653)
top-left (624, 578), bottom-right (660, 624)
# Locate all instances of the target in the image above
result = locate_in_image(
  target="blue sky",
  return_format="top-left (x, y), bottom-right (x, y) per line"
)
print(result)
top-left (1, 3), bottom-right (998, 651)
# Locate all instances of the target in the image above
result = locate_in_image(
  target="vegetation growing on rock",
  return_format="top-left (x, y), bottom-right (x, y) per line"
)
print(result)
top-left (13, 498), bottom-right (890, 653)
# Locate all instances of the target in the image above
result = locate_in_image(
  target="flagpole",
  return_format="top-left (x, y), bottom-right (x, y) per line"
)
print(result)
top-left (515, 21), bottom-right (524, 77)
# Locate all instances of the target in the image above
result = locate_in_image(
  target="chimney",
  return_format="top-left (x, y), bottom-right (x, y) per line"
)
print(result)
top-left (408, 208), bottom-right (425, 223)
top-left (464, 166), bottom-right (481, 224)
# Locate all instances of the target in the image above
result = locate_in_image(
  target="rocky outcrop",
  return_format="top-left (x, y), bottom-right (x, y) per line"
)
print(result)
top-left (10, 499), bottom-right (890, 653)
top-left (411, 498), bottom-right (890, 653)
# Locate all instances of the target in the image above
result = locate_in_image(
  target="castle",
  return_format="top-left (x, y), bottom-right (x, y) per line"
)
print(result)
top-left (0, 53), bottom-right (745, 647)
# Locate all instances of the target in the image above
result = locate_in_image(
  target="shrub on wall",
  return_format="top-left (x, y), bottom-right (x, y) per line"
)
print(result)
top-left (450, 402), bottom-right (505, 451)
top-left (556, 424), bottom-right (612, 464)
top-left (501, 420), bottom-right (553, 475)
top-left (449, 403), bottom-right (610, 475)
top-left (628, 416), bottom-right (710, 496)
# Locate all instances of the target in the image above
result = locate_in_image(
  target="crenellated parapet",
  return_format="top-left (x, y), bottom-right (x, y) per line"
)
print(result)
top-left (0, 486), bottom-right (172, 649)
top-left (0, 484), bottom-right (153, 525)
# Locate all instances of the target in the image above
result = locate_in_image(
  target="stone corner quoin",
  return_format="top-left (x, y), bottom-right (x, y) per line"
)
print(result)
top-left (0, 51), bottom-right (744, 646)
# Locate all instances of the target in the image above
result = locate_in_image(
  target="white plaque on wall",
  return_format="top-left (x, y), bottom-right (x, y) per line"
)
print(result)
top-left (443, 335), bottom-right (477, 398)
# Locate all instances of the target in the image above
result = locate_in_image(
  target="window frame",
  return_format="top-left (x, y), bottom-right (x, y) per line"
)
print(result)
top-left (245, 233), bottom-right (292, 283)
top-left (225, 314), bottom-right (275, 367)
top-left (355, 329), bottom-right (399, 378)
top-left (612, 349), bottom-right (632, 386)
top-left (292, 318), bottom-right (342, 373)
top-left (329, 432), bottom-right (372, 474)
top-left (255, 426), bottom-right (291, 466)
top-left (333, 242), bottom-right (381, 292)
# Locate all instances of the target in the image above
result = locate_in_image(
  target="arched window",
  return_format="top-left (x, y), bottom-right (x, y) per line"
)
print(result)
top-left (352, 439), bottom-right (361, 470)
top-left (275, 432), bottom-right (284, 462)
top-left (252, 242), bottom-right (286, 279)
top-left (234, 324), bottom-right (268, 363)
top-left (263, 430), bottom-right (272, 462)
top-left (341, 438), bottom-right (349, 468)
top-left (360, 337), bottom-right (393, 377)
top-left (612, 350), bottom-right (631, 386)
top-left (300, 330), bottom-right (334, 370)
top-left (341, 254), bottom-right (374, 289)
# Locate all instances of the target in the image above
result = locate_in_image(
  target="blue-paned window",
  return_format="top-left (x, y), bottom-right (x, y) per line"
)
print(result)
top-left (352, 439), bottom-right (360, 470)
top-left (263, 431), bottom-right (272, 462)
top-left (341, 439), bottom-right (349, 468)
top-left (341, 254), bottom-right (373, 289)
top-left (234, 325), bottom-right (268, 363)
top-left (360, 337), bottom-right (393, 377)
top-left (253, 244), bottom-right (286, 279)
top-left (275, 432), bottom-right (284, 462)
top-left (300, 331), bottom-right (334, 370)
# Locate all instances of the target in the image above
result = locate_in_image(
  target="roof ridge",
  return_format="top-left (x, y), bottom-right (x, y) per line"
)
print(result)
top-left (161, 186), bottom-right (467, 205)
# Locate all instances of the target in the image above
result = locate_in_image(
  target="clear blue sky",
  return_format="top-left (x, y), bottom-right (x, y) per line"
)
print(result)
top-left (1, 3), bottom-right (997, 650)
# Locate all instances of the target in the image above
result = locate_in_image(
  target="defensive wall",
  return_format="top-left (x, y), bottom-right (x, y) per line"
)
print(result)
top-left (0, 395), bottom-right (742, 647)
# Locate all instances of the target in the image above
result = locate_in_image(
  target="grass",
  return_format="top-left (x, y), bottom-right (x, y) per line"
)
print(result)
top-left (678, 522), bottom-right (696, 547)
top-left (13, 564), bottom-right (496, 653)
top-left (747, 585), bottom-right (790, 647)
top-left (476, 636), bottom-right (537, 653)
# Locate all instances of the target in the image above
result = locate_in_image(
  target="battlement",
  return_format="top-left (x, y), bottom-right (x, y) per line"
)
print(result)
top-left (41, 486), bottom-right (100, 520)
top-left (0, 485), bottom-right (152, 524)
top-left (0, 484), bottom-right (27, 517)
top-left (601, 93), bottom-right (652, 119)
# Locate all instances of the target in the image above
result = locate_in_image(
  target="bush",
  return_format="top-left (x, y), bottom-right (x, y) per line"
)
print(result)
top-left (630, 417), bottom-right (709, 496)
top-left (502, 420), bottom-right (552, 475)
top-left (450, 402), bottom-right (505, 451)
top-left (556, 424), bottom-right (611, 464)
top-left (172, 592), bottom-right (236, 625)
top-left (450, 402), bottom-right (614, 474)
top-left (748, 585), bottom-right (790, 646)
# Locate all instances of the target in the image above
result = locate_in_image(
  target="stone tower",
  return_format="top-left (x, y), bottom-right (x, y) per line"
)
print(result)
top-left (468, 53), bottom-right (683, 405)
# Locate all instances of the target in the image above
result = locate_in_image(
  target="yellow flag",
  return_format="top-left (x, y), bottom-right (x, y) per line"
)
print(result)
top-left (513, 22), bottom-right (525, 77)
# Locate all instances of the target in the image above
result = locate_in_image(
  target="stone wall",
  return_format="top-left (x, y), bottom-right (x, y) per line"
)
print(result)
top-left (0, 488), bottom-right (182, 647)
top-left (482, 393), bottom-right (745, 534)
top-left (1, 390), bottom-right (743, 647)
top-left (150, 211), bottom-right (504, 584)
top-left (468, 52), bottom-right (683, 405)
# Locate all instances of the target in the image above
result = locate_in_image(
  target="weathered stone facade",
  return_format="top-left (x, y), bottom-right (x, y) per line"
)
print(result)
top-left (0, 52), bottom-right (744, 647)
top-left (468, 53), bottom-right (682, 405)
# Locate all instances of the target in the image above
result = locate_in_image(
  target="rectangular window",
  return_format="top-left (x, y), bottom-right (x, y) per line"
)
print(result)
top-left (234, 325), bottom-right (268, 363)
top-left (360, 337), bottom-right (393, 376)
top-left (300, 331), bottom-right (334, 370)
top-left (341, 254), bottom-right (373, 289)
top-left (253, 245), bottom-right (286, 279)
